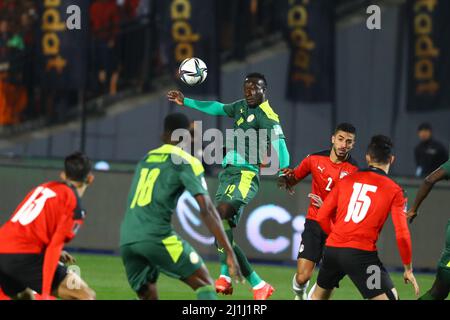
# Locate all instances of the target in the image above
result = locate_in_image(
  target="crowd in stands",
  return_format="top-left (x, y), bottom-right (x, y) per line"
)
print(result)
top-left (0, 0), bottom-right (151, 126)
top-left (0, 0), bottom-right (281, 128)
top-left (0, 0), bottom-right (37, 125)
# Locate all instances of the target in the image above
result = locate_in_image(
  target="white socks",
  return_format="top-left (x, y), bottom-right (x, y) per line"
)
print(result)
top-left (307, 283), bottom-right (317, 300)
top-left (292, 274), bottom-right (309, 292)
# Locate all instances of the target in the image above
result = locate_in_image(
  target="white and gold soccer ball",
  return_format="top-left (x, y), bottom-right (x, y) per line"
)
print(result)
top-left (179, 57), bottom-right (208, 86)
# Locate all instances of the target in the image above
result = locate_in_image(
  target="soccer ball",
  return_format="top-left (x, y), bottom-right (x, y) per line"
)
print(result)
top-left (179, 57), bottom-right (208, 86)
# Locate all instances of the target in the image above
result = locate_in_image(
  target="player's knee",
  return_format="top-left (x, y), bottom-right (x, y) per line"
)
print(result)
top-left (196, 266), bottom-right (214, 286)
top-left (137, 283), bottom-right (158, 300)
top-left (296, 269), bottom-right (313, 285)
top-left (217, 203), bottom-right (235, 220)
top-left (186, 266), bottom-right (213, 290)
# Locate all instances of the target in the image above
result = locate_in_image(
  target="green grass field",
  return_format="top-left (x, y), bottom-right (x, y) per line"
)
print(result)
top-left (72, 253), bottom-right (446, 300)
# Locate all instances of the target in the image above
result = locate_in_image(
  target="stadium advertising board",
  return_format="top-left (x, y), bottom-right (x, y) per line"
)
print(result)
top-left (174, 191), bottom-right (306, 262)
top-left (284, 0), bottom-right (335, 103)
top-left (407, 0), bottom-right (450, 111)
top-left (35, 0), bottom-right (89, 89)
top-left (159, 0), bottom-right (220, 95)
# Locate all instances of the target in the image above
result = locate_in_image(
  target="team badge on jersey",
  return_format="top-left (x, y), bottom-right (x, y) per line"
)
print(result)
top-left (340, 171), bottom-right (349, 179)
top-left (247, 114), bottom-right (255, 122)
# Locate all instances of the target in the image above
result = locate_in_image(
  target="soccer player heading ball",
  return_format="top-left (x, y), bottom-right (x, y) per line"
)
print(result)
top-left (167, 73), bottom-right (290, 300)
top-left (0, 152), bottom-right (95, 300)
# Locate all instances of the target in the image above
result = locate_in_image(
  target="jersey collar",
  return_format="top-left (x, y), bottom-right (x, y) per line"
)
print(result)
top-left (362, 166), bottom-right (388, 176)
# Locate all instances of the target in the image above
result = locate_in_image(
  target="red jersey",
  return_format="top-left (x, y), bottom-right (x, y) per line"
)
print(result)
top-left (294, 150), bottom-right (359, 221)
top-left (0, 181), bottom-right (86, 297)
top-left (316, 167), bottom-right (412, 265)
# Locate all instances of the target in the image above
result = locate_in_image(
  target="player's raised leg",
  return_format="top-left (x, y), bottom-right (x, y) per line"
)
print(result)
top-left (215, 201), bottom-right (274, 300)
top-left (54, 271), bottom-right (96, 300)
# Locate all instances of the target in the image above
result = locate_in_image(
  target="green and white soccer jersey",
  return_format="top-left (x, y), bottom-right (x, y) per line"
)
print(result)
top-left (120, 144), bottom-right (208, 244)
top-left (222, 99), bottom-right (285, 172)
top-left (119, 144), bottom-right (207, 290)
top-left (439, 159), bottom-right (450, 269)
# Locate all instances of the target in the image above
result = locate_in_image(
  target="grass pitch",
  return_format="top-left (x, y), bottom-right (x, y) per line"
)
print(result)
top-left (72, 253), bottom-right (445, 300)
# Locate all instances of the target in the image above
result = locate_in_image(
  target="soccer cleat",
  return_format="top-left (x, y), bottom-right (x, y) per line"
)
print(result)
top-left (294, 291), bottom-right (307, 300)
top-left (253, 283), bottom-right (275, 300)
top-left (215, 277), bottom-right (233, 295)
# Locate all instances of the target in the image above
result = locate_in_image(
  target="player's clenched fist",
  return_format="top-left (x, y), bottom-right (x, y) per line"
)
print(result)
top-left (167, 90), bottom-right (184, 106)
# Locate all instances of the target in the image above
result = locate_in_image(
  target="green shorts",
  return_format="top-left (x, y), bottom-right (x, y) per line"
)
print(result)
top-left (120, 232), bottom-right (204, 293)
top-left (215, 166), bottom-right (259, 227)
top-left (437, 219), bottom-right (450, 270)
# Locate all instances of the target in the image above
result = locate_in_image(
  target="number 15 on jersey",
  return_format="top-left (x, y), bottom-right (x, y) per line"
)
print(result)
top-left (345, 183), bottom-right (378, 224)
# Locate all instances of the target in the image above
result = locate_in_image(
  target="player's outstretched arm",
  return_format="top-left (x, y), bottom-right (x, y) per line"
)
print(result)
top-left (407, 167), bottom-right (448, 223)
top-left (194, 194), bottom-right (243, 282)
top-left (167, 90), bottom-right (228, 116)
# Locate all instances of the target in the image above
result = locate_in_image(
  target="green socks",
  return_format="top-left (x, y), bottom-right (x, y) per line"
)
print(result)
top-left (216, 221), bottom-right (263, 288)
top-left (196, 285), bottom-right (217, 300)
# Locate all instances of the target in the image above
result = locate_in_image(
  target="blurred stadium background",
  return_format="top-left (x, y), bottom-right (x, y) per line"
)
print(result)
top-left (0, 0), bottom-right (449, 299)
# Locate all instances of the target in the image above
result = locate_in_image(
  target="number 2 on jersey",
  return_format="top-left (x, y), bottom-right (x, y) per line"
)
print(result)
top-left (130, 168), bottom-right (160, 209)
top-left (325, 177), bottom-right (333, 191)
top-left (345, 183), bottom-right (378, 223)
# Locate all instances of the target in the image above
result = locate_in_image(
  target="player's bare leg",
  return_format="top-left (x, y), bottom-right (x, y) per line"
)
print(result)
top-left (183, 264), bottom-right (217, 300)
top-left (370, 288), bottom-right (398, 300)
top-left (293, 258), bottom-right (315, 300)
top-left (137, 282), bottom-right (158, 300)
top-left (54, 272), bottom-right (96, 300)
top-left (309, 284), bottom-right (333, 300)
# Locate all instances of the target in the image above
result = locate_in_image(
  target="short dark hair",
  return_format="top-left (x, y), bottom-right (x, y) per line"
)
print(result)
top-left (334, 123), bottom-right (356, 135)
top-left (245, 72), bottom-right (267, 88)
top-left (164, 112), bottom-right (190, 134)
top-left (64, 152), bottom-right (92, 182)
top-left (367, 135), bottom-right (393, 164)
top-left (417, 122), bottom-right (432, 131)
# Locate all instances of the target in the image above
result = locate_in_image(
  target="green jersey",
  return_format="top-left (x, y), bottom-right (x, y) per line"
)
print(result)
top-left (442, 159), bottom-right (450, 177)
top-left (120, 144), bottom-right (208, 245)
top-left (222, 99), bottom-right (286, 172)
